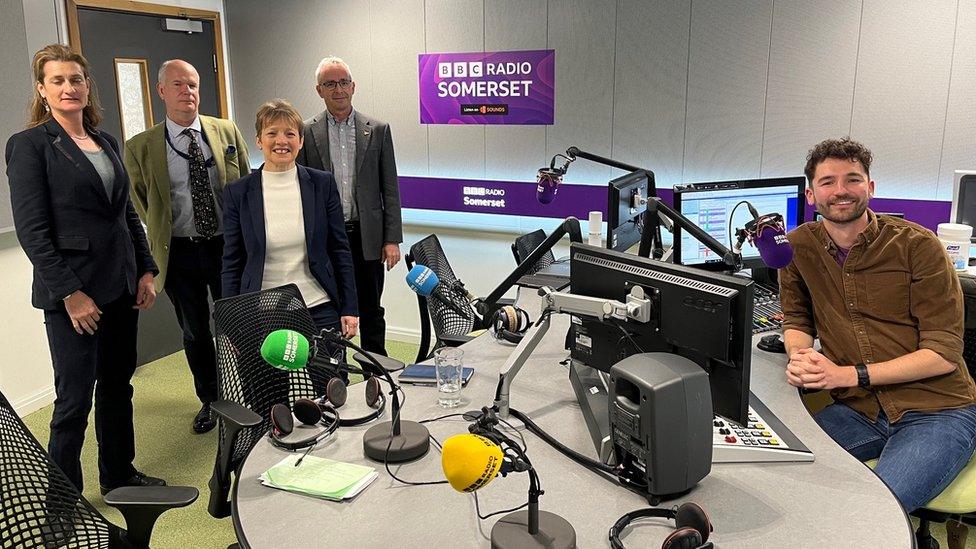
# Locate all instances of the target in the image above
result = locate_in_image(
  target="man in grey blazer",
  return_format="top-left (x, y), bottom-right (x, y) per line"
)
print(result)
top-left (297, 56), bottom-right (402, 356)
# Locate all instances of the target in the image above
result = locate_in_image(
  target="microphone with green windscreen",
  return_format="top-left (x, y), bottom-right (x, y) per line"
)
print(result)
top-left (259, 329), bottom-right (310, 371)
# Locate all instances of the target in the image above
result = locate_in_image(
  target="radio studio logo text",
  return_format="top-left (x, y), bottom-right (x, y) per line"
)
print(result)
top-left (419, 50), bottom-right (555, 125)
top-left (463, 186), bottom-right (506, 208)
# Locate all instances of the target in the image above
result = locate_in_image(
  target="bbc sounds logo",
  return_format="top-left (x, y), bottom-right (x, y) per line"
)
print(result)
top-left (460, 104), bottom-right (509, 115)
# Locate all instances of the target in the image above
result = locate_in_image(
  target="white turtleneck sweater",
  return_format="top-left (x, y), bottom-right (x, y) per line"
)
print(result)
top-left (260, 166), bottom-right (330, 307)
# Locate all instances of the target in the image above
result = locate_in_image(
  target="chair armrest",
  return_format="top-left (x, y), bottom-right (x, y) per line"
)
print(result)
top-left (353, 351), bottom-right (405, 372)
top-left (104, 486), bottom-right (199, 548)
top-left (211, 400), bottom-right (262, 429)
top-left (440, 333), bottom-right (475, 347)
top-left (209, 400), bottom-right (262, 519)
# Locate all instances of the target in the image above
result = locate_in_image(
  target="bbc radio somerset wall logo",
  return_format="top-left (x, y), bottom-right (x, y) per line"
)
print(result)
top-left (419, 49), bottom-right (555, 125)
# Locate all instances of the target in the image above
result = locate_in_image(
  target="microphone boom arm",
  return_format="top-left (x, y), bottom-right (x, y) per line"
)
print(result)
top-left (638, 196), bottom-right (743, 270)
top-left (494, 287), bottom-right (651, 417)
top-left (477, 216), bottom-right (583, 317)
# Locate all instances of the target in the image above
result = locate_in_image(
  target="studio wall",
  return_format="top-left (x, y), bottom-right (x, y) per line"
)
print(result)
top-left (226, 0), bottom-right (976, 203)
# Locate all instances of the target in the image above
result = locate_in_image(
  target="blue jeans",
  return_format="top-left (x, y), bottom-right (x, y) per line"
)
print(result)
top-left (815, 402), bottom-right (976, 513)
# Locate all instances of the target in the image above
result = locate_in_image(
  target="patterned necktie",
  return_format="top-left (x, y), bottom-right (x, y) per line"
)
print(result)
top-left (183, 129), bottom-right (218, 238)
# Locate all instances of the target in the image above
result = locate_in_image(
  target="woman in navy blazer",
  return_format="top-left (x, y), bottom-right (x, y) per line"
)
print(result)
top-left (5, 45), bottom-right (165, 493)
top-left (222, 99), bottom-right (358, 339)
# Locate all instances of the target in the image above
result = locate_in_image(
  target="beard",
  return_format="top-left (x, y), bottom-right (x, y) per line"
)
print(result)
top-left (816, 195), bottom-right (869, 224)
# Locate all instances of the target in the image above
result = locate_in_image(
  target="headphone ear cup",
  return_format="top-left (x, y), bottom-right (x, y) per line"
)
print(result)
top-left (661, 527), bottom-right (703, 549)
top-left (674, 502), bottom-right (711, 543)
top-left (326, 377), bottom-right (348, 408)
top-left (270, 403), bottom-right (294, 436)
top-left (293, 398), bottom-right (322, 426)
top-left (364, 376), bottom-right (382, 408)
top-left (514, 306), bottom-right (530, 331)
top-left (502, 306), bottom-right (518, 332)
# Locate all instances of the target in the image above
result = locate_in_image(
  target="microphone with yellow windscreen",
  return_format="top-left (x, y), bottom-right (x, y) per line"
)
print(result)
top-left (441, 433), bottom-right (505, 492)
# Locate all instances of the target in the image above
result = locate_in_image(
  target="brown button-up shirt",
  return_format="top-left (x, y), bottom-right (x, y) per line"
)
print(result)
top-left (779, 209), bottom-right (976, 422)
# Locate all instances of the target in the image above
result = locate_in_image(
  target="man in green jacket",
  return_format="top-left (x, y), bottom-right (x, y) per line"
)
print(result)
top-left (125, 59), bottom-right (250, 433)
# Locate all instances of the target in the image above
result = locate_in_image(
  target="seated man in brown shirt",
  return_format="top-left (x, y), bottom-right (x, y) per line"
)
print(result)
top-left (779, 137), bottom-right (976, 513)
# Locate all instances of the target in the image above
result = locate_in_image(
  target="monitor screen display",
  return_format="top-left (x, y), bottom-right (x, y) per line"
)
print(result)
top-left (673, 177), bottom-right (804, 268)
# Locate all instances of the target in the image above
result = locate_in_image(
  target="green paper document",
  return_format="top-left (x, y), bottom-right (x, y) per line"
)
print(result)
top-left (260, 455), bottom-right (378, 501)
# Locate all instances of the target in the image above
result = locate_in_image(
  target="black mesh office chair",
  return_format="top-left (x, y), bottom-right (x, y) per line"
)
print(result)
top-left (511, 229), bottom-right (556, 275)
top-left (406, 235), bottom-right (483, 363)
top-left (208, 284), bottom-right (338, 525)
top-left (0, 390), bottom-right (197, 549)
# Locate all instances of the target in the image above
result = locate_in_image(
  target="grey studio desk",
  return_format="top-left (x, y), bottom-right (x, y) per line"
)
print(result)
top-left (233, 302), bottom-right (914, 548)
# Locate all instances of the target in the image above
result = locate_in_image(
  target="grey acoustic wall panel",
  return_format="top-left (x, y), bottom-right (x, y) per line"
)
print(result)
top-left (21, 0), bottom-right (59, 62)
top-left (0, 0), bottom-right (30, 232)
top-left (546, 0), bottom-right (616, 185)
top-left (937, 0), bottom-right (976, 200)
top-left (227, 0), bottom-right (374, 161)
top-left (425, 0), bottom-right (486, 179)
top-left (612, 0), bottom-right (691, 189)
top-left (484, 0), bottom-right (547, 184)
top-left (683, 0), bottom-right (772, 184)
top-left (226, 0), bottom-right (284, 150)
top-left (851, 0), bottom-right (956, 198)
top-left (369, 0), bottom-right (427, 176)
top-left (761, 0), bottom-right (859, 179)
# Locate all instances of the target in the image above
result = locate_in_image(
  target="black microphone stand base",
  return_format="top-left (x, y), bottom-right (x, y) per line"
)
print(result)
top-left (363, 420), bottom-right (431, 463)
top-left (491, 510), bottom-right (577, 549)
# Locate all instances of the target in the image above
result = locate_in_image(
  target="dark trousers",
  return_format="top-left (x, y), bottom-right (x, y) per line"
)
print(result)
top-left (309, 301), bottom-right (347, 385)
top-left (346, 222), bottom-right (387, 356)
top-left (44, 293), bottom-right (139, 491)
top-left (165, 236), bottom-right (222, 404)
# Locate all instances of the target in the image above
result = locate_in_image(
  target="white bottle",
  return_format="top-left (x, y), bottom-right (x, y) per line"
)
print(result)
top-left (937, 223), bottom-right (973, 271)
top-left (588, 211), bottom-right (603, 246)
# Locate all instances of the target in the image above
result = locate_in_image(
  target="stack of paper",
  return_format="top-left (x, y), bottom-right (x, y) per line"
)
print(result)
top-left (259, 455), bottom-right (378, 501)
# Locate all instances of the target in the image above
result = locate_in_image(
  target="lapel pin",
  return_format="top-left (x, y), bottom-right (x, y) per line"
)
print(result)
top-left (363, 129), bottom-right (371, 137)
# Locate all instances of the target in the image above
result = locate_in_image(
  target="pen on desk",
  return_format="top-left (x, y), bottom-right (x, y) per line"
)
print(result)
top-left (295, 442), bottom-right (316, 467)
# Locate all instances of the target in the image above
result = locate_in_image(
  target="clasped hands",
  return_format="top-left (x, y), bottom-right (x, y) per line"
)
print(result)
top-left (786, 348), bottom-right (856, 390)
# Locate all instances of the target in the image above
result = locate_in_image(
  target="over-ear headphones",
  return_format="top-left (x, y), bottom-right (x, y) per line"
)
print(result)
top-left (609, 502), bottom-right (713, 549)
top-left (489, 305), bottom-right (532, 344)
top-left (268, 398), bottom-right (340, 451)
top-left (317, 375), bottom-right (386, 427)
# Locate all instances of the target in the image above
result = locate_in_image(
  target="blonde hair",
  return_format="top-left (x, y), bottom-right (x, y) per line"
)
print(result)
top-left (27, 44), bottom-right (102, 129)
top-left (255, 99), bottom-right (304, 136)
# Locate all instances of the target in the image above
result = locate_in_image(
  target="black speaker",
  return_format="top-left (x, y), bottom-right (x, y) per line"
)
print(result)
top-left (609, 352), bottom-right (713, 501)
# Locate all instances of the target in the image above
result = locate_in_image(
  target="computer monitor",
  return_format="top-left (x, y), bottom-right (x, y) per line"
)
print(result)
top-left (569, 243), bottom-right (754, 425)
top-left (606, 171), bottom-right (651, 252)
top-left (951, 170), bottom-right (976, 235)
top-left (672, 177), bottom-right (805, 269)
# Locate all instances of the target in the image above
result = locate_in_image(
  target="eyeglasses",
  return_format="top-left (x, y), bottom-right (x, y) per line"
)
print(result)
top-left (318, 79), bottom-right (353, 90)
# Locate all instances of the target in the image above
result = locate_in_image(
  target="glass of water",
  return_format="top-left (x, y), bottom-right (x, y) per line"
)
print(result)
top-left (434, 347), bottom-right (464, 408)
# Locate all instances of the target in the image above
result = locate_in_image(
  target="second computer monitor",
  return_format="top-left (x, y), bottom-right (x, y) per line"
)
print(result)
top-left (673, 177), bottom-right (805, 269)
top-left (607, 170), bottom-right (652, 252)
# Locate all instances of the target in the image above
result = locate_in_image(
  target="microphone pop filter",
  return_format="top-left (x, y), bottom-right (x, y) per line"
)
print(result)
top-left (753, 221), bottom-right (794, 269)
top-left (441, 433), bottom-right (505, 492)
top-left (405, 264), bottom-right (439, 297)
top-left (536, 168), bottom-right (563, 205)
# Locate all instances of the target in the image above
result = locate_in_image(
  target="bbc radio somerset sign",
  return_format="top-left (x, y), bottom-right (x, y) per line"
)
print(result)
top-left (418, 49), bottom-right (555, 125)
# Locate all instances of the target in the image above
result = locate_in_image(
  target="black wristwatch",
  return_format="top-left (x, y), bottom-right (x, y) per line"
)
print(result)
top-left (854, 362), bottom-right (871, 389)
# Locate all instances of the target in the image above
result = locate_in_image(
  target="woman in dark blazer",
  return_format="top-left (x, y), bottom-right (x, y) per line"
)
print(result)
top-left (5, 44), bottom-right (165, 493)
top-left (222, 99), bottom-right (358, 339)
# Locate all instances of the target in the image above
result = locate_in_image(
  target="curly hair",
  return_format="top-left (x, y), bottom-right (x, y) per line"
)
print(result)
top-left (804, 137), bottom-right (873, 186)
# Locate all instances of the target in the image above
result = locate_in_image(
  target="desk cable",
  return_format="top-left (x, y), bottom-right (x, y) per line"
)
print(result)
top-left (507, 407), bottom-right (649, 495)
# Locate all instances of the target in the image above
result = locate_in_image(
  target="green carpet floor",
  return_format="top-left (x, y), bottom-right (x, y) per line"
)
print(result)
top-left (21, 339), bottom-right (421, 549)
top-left (20, 339), bottom-right (969, 548)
